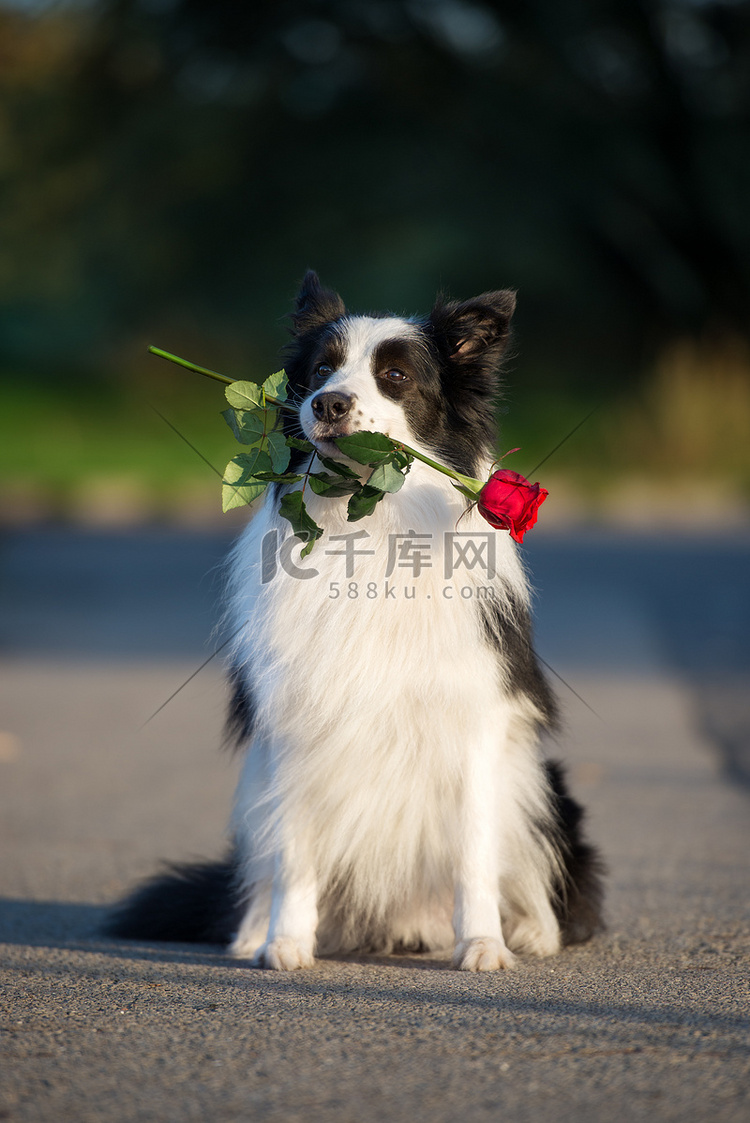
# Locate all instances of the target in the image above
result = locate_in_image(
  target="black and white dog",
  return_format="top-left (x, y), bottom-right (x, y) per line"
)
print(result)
top-left (108, 272), bottom-right (603, 970)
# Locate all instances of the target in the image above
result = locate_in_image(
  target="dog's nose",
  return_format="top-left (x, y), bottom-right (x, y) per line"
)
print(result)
top-left (311, 391), bottom-right (354, 425)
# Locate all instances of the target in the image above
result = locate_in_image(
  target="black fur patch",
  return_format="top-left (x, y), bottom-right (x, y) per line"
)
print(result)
top-left (103, 856), bottom-right (242, 945)
top-left (283, 326), bottom-right (349, 472)
top-left (478, 592), bottom-right (559, 728)
top-left (223, 665), bottom-right (255, 751)
top-left (426, 290), bottom-right (516, 458)
top-left (370, 334), bottom-right (476, 469)
top-left (543, 761), bottom-right (606, 945)
top-left (291, 270), bottom-right (346, 335)
top-left (388, 300), bottom-right (515, 478)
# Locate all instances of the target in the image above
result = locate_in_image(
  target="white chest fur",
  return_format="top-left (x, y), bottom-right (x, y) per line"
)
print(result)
top-left (225, 464), bottom-right (557, 966)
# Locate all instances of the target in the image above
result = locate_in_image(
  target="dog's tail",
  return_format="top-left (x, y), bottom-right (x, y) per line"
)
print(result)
top-left (103, 855), bottom-right (242, 946)
top-left (544, 761), bottom-right (606, 945)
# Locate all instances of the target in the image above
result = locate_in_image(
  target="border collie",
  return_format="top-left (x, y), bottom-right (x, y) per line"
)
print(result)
top-left (108, 272), bottom-right (603, 970)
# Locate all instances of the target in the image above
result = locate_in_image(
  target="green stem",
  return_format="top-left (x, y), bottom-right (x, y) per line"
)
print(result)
top-left (148, 346), bottom-right (297, 414)
top-left (392, 441), bottom-right (484, 496)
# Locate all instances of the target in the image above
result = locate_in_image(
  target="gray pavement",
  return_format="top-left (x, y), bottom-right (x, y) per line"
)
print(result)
top-left (0, 526), bottom-right (748, 1122)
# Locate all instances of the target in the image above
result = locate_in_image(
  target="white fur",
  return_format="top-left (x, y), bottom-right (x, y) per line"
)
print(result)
top-left (226, 316), bottom-right (562, 970)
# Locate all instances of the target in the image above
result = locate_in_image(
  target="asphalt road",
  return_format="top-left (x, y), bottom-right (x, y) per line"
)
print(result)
top-left (0, 525), bottom-right (748, 1122)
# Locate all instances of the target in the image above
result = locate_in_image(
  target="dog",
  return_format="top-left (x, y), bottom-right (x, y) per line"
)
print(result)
top-left (107, 271), bottom-right (603, 970)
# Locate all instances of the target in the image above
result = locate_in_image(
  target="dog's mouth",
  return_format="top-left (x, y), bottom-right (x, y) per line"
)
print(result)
top-left (305, 421), bottom-right (356, 457)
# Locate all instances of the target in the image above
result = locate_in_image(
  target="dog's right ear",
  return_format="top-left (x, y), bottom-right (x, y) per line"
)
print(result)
top-left (291, 271), bottom-right (346, 335)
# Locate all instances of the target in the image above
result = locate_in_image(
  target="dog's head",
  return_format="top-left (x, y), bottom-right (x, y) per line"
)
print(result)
top-left (284, 271), bottom-right (516, 477)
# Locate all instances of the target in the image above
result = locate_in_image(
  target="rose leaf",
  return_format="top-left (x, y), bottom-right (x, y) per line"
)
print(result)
top-left (266, 429), bottom-right (292, 472)
top-left (225, 381), bottom-right (264, 410)
top-left (262, 369), bottom-right (288, 401)
top-left (279, 490), bottom-right (324, 548)
top-left (287, 436), bottom-right (316, 454)
top-left (335, 431), bottom-right (396, 465)
top-left (366, 460), bottom-right (407, 494)
top-left (308, 473), bottom-right (363, 497)
top-left (221, 408), bottom-right (267, 445)
top-left (346, 485), bottom-right (386, 521)
top-left (222, 452), bottom-right (273, 511)
top-left (318, 455), bottom-right (362, 480)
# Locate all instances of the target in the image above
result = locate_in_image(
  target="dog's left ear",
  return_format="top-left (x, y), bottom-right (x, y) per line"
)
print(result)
top-left (429, 290), bottom-right (516, 365)
top-left (291, 270), bottom-right (347, 335)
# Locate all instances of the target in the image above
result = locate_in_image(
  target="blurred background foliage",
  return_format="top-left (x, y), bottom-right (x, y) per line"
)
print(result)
top-left (1, 0), bottom-right (749, 522)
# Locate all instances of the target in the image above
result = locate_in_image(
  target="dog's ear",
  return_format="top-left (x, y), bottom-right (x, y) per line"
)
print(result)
top-left (291, 270), bottom-right (346, 335)
top-left (429, 290), bottom-right (516, 364)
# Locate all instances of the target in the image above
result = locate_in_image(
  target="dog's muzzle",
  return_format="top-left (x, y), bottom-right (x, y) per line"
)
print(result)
top-left (310, 391), bottom-right (354, 427)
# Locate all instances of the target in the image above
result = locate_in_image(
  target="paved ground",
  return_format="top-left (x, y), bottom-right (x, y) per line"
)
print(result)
top-left (0, 526), bottom-right (748, 1122)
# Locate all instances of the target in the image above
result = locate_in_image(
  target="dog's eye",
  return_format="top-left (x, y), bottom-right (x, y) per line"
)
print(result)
top-left (383, 369), bottom-right (407, 383)
top-left (315, 363), bottom-right (333, 380)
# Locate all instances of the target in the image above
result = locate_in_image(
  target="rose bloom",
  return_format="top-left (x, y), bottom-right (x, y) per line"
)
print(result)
top-left (477, 469), bottom-right (548, 543)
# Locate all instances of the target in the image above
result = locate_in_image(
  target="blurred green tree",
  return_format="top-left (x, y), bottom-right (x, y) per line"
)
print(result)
top-left (0, 0), bottom-right (748, 385)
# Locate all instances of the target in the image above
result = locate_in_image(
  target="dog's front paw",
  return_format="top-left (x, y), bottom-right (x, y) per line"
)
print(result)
top-left (452, 937), bottom-right (515, 972)
top-left (251, 937), bottom-right (315, 971)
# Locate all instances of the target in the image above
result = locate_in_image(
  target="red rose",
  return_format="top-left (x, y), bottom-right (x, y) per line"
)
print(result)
top-left (477, 469), bottom-right (548, 543)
